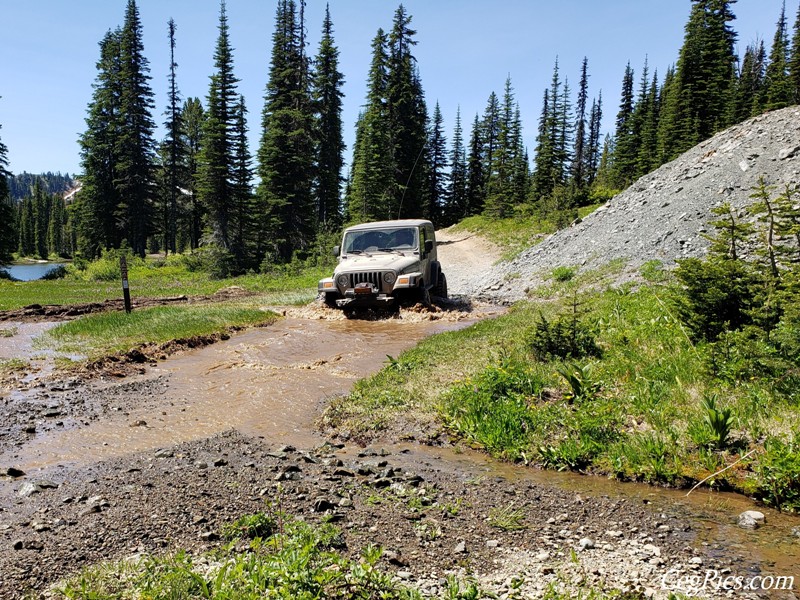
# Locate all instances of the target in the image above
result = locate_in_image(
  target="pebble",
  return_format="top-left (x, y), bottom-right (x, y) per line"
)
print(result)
top-left (738, 510), bottom-right (765, 530)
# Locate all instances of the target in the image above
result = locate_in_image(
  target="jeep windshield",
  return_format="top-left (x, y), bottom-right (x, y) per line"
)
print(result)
top-left (342, 227), bottom-right (418, 254)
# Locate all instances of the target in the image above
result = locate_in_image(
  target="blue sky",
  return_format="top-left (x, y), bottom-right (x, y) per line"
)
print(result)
top-left (0, 0), bottom-right (790, 177)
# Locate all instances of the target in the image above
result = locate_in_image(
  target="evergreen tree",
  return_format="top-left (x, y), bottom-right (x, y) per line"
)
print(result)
top-left (77, 29), bottom-right (123, 257)
top-left (464, 113), bottom-right (485, 216)
top-left (387, 5), bottom-right (429, 219)
top-left (426, 101), bottom-right (448, 222)
top-left (347, 30), bottom-right (394, 222)
top-left (161, 18), bottom-right (184, 255)
top-left (48, 194), bottom-right (66, 257)
top-left (531, 88), bottom-right (554, 202)
top-left (115, 0), bottom-right (157, 257)
top-left (312, 4), bottom-right (345, 229)
top-left (764, 1), bottom-right (792, 110)
top-left (790, 2), bottom-right (800, 103)
top-left (570, 57), bottom-right (589, 191)
top-left (181, 97), bottom-right (205, 251)
top-left (445, 106), bottom-right (467, 224)
top-left (0, 124), bottom-right (14, 265)
top-left (17, 197), bottom-right (35, 257)
top-left (732, 41), bottom-right (767, 122)
top-left (659, 0), bottom-right (738, 161)
top-left (32, 180), bottom-right (50, 259)
top-left (585, 91), bottom-right (603, 187)
top-left (198, 1), bottom-right (240, 257)
top-left (484, 77), bottom-right (522, 218)
top-left (636, 69), bottom-right (661, 177)
top-left (610, 62), bottom-right (636, 187)
top-left (480, 91), bottom-right (501, 204)
top-left (231, 96), bottom-right (254, 266)
top-left (257, 0), bottom-right (317, 263)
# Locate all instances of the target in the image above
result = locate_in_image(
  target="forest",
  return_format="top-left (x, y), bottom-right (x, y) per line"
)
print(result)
top-left (2, 0), bottom-right (800, 274)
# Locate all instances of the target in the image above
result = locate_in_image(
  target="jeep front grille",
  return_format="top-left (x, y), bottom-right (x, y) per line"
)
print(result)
top-left (349, 271), bottom-right (383, 288)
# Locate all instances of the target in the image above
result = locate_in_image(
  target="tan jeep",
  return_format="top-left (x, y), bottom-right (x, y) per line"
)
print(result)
top-left (318, 219), bottom-right (447, 309)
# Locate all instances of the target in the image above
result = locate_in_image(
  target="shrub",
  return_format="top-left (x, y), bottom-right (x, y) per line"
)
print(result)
top-left (551, 266), bottom-right (576, 282)
top-left (41, 264), bottom-right (68, 280)
top-left (754, 433), bottom-right (800, 512)
top-left (528, 312), bottom-right (601, 361)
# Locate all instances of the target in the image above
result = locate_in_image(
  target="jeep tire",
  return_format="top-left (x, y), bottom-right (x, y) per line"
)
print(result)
top-left (433, 272), bottom-right (448, 299)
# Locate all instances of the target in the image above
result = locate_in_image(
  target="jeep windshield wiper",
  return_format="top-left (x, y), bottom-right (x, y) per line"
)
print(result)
top-left (377, 248), bottom-right (404, 254)
top-left (347, 249), bottom-right (363, 254)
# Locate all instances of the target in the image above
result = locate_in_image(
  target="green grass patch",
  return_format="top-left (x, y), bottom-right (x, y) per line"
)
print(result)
top-left (328, 278), bottom-right (800, 511)
top-left (0, 254), bottom-right (326, 311)
top-left (39, 305), bottom-right (276, 359)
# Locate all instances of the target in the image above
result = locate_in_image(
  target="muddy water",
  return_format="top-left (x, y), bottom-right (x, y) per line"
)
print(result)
top-left (8, 317), bottom-right (465, 470)
top-left (0, 321), bottom-right (83, 387)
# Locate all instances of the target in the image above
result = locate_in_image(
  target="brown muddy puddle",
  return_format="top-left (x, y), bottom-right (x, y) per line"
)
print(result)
top-left (0, 321), bottom-right (84, 386)
top-left (7, 317), bottom-right (468, 470)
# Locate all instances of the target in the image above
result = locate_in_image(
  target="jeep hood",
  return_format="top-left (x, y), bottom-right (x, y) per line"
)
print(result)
top-left (333, 253), bottom-right (421, 275)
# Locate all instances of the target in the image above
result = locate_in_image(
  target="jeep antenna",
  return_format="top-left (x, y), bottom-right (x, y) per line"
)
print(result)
top-left (397, 139), bottom-right (428, 219)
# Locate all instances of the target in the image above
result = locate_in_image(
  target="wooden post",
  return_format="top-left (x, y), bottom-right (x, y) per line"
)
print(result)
top-left (120, 255), bottom-right (132, 313)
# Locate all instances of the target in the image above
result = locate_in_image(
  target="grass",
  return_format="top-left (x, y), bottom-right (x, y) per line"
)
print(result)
top-left (0, 255), bottom-right (327, 311)
top-left (38, 305), bottom-right (277, 359)
top-left (325, 266), bottom-right (800, 512)
top-left (450, 204), bottom-right (603, 261)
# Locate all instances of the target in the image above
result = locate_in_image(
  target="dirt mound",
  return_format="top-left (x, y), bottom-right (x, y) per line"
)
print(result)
top-left (467, 106), bottom-right (800, 303)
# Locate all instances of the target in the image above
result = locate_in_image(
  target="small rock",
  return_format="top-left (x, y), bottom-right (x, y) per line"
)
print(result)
top-left (384, 550), bottom-right (407, 566)
top-left (313, 498), bottom-right (336, 512)
top-left (278, 445), bottom-right (296, 453)
top-left (738, 510), bottom-right (765, 530)
top-left (13, 540), bottom-right (23, 550)
top-left (333, 468), bottom-right (355, 477)
top-left (690, 556), bottom-right (703, 565)
top-left (154, 448), bottom-right (174, 459)
top-left (18, 483), bottom-right (41, 498)
top-left (212, 458), bottom-right (228, 467)
top-left (3, 467), bottom-right (25, 477)
top-left (792, 526), bottom-right (800, 538)
top-left (200, 531), bottom-right (219, 541)
top-left (453, 541), bottom-right (467, 554)
top-left (578, 538), bottom-right (595, 551)
top-left (486, 539), bottom-right (499, 549)
top-left (396, 570), bottom-right (412, 580)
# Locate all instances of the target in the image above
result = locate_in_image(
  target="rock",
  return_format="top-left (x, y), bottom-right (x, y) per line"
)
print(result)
top-left (792, 526), bottom-right (800, 538)
top-left (578, 538), bottom-right (595, 551)
top-left (313, 498), bottom-right (336, 512)
top-left (384, 549), bottom-right (407, 566)
top-left (396, 571), bottom-right (412, 580)
top-left (486, 539), bottom-right (499, 549)
top-left (278, 445), bottom-right (296, 453)
top-left (200, 531), bottom-right (219, 541)
top-left (453, 541), bottom-right (467, 554)
top-left (333, 468), bottom-right (355, 477)
top-left (738, 510), bottom-right (765, 530)
top-left (778, 145), bottom-right (800, 160)
top-left (3, 467), bottom-right (25, 477)
top-left (18, 483), bottom-right (41, 498)
top-left (13, 540), bottom-right (23, 550)
top-left (212, 458), bottom-right (227, 467)
top-left (154, 448), bottom-right (174, 459)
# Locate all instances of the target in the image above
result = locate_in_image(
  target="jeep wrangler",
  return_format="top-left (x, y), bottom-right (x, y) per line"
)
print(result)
top-left (318, 219), bottom-right (447, 309)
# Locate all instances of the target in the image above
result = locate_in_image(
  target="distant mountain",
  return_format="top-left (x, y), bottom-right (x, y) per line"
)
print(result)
top-left (8, 171), bottom-right (76, 202)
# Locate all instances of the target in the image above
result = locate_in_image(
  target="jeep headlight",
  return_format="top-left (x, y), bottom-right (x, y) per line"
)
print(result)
top-left (383, 271), bottom-right (397, 284)
top-left (336, 274), bottom-right (349, 288)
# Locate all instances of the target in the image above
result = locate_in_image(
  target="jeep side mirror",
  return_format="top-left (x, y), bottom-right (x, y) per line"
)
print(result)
top-left (424, 240), bottom-right (434, 253)
top-left (332, 245), bottom-right (340, 257)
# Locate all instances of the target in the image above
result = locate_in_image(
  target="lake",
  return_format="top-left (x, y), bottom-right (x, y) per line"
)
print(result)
top-left (3, 263), bottom-right (66, 281)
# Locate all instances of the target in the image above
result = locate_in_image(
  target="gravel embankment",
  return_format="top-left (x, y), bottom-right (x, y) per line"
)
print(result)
top-left (467, 106), bottom-right (800, 304)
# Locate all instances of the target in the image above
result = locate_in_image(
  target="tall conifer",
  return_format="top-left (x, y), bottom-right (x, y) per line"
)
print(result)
top-left (764, 2), bottom-right (792, 110)
top-left (0, 124), bottom-right (14, 264)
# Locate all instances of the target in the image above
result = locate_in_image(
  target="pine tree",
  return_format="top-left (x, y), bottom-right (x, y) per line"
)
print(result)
top-left (257, 0), bottom-right (317, 263)
top-left (231, 96), bottom-right (254, 266)
top-left (585, 91), bottom-right (603, 187)
top-left (387, 5), bottom-right (429, 219)
top-left (764, 1), bottom-right (792, 110)
top-left (732, 41), bottom-right (766, 122)
top-left (659, 0), bottom-right (738, 161)
top-left (480, 91), bottom-right (501, 204)
top-left (32, 180), bottom-right (50, 259)
top-left (17, 197), bottom-right (35, 257)
top-left (347, 30), bottom-right (394, 222)
top-left (161, 18), bottom-right (184, 255)
top-left (198, 1), bottom-right (240, 256)
top-left (77, 29), bottom-right (123, 257)
top-left (636, 70), bottom-right (661, 177)
top-left (445, 106), bottom-right (467, 225)
top-left (464, 113), bottom-right (485, 216)
top-left (181, 97), bottom-right (205, 251)
top-left (570, 58), bottom-right (589, 191)
top-left (48, 194), bottom-right (66, 257)
top-left (426, 101), bottom-right (448, 222)
top-left (0, 124), bottom-right (14, 265)
top-left (312, 4), bottom-right (345, 229)
top-left (610, 62), bottom-right (636, 187)
top-left (790, 2), bottom-right (800, 103)
top-left (484, 77), bottom-right (521, 218)
top-left (115, 0), bottom-right (157, 257)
